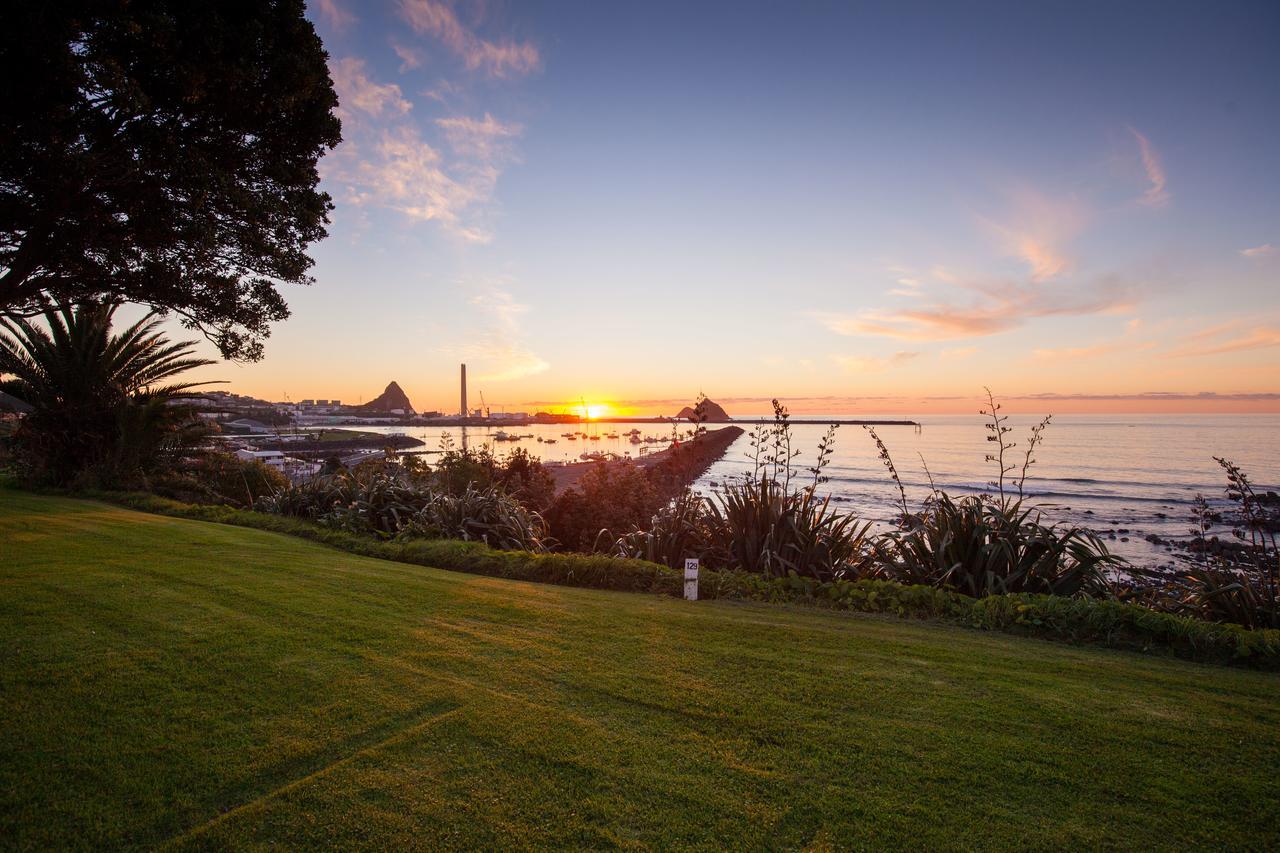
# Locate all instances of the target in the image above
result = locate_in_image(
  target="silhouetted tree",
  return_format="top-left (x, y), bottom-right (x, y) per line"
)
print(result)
top-left (0, 1), bottom-right (341, 361)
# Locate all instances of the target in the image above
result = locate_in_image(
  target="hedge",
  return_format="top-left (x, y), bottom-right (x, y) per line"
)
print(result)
top-left (69, 489), bottom-right (1280, 670)
top-left (700, 572), bottom-right (1280, 668)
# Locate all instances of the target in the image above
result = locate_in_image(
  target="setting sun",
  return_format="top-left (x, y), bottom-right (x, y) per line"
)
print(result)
top-left (584, 403), bottom-right (608, 420)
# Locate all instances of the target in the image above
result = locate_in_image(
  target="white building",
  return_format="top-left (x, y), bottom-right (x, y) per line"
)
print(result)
top-left (235, 449), bottom-right (286, 469)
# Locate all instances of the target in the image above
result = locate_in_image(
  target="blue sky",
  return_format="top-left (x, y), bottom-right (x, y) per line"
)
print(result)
top-left (202, 0), bottom-right (1280, 414)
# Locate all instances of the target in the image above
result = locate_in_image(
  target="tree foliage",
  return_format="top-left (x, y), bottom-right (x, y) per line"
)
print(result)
top-left (0, 1), bottom-right (341, 360)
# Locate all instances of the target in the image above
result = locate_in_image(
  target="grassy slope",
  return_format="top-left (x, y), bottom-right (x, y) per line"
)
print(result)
top-left (2, 493), bottom-right (1278, 850)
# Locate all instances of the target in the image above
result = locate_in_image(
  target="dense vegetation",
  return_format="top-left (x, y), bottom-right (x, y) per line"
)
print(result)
top-left (260, 457), bottom-right (549, 552)
top-left (3, 492), bottom-right (1278, 848)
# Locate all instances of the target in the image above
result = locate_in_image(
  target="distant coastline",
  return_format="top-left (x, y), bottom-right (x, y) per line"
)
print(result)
top-left (314, 415), bottom-right (921, 428)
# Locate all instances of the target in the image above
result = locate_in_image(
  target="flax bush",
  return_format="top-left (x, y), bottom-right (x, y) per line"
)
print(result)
top-left (865, 390), bottom-right (1121, 598)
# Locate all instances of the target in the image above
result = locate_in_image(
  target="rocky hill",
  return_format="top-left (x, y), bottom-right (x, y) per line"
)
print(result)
top-left (356, 381), bottom-right (414, 413)
top-left (675, 397), bottom-right (730, 422)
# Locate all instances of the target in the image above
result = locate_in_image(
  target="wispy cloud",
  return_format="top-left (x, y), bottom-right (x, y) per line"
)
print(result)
top-left (461, 291), bottom-right (549, 381)
top-left (1241, 243), bottom-right (1276, 259)
top-left (817, 276), bottom-right (1137, 341)
top-left (392, 42), bottom-right (424, 72)
top-left (436, 113), bottom-right (523, 161)
top-left (330, 57), bottom-right (411, 118)
top-left (888, 275), bottom-right (923, 298)
top-left (399, 0), bottom-right (540, 78)
top-left (1129, 126), bottom-right (1170, 207)
top-left (834, 351), bottom-right (921, 372)
top-left (1033, 342), bottom-right (1127, 361)
top-left (982, 189), bottom-right (1085, 282)
top-left (931, 265), bottom-right (961, 284)
top-left (1013, 391), bottom-right (1280, 402)
top-left (312, 0), bottom-right (355, 31)
top-left (1169, 321), bottom-right (1280, 357)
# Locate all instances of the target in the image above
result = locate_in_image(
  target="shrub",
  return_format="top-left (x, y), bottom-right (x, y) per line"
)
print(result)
top-left (402, 483), bottom-right (549, 552)
top-left (611, 488), bottom-right (710, 569)
top-left (432, 444), bottom-right (555, 512)
top-left (546, 461), bottom-right (662, 552)
top-left (258, 463), bottom-right (548, 549)
top-left (701, 475), bottom-right (875, 580)
top-left (874, 492), bottom-right (1118, 597)
top-left (259, 465), bottom-right (431, 536)
top-left (149, 452), bottom-right (288, 508)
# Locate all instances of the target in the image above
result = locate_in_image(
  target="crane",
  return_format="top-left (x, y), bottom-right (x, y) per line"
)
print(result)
top-left (479, 389), bottom-right (490, 419)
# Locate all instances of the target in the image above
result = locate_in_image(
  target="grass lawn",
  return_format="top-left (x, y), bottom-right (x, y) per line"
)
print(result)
top-left (2, 491), bottom-right (1278, 849)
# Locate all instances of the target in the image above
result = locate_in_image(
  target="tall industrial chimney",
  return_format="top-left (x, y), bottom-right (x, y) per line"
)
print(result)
top-left (460, 363), bottom-right (468, 418)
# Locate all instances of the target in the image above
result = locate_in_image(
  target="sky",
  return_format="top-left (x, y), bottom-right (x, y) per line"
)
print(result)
top-left (185, 0), bottom-right (1280, 415)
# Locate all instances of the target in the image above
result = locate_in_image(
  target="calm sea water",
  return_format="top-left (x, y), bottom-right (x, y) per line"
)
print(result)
top-left (335, 415), bottom-right (1280, 571)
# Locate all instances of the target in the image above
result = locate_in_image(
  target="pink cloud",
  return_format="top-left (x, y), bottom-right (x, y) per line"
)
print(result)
top-left (330, 57), bottom-right (412, 118)
top-left (1170, 323), bottom-right (1280, 357)
top-left (981, 189), bottom-right (1086, 282)
top-left (1129, 127), bottom-right (1170, 207)
top-left (399, 0), bottom-right (540, 78)
top-left (817, 277), bottom-right (1138, 341)
top-left (393, 43), bottom-right (424, 72)
top-left (834, 351), bottom-right (921, 372)
top-left (435, 113), bottom-right (523, 161)
top-left (312, 0), bottom-right (355, 31)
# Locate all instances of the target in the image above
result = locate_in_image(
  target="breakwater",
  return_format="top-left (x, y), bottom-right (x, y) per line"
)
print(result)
top-left (550, 426), bottom-right (744, 495)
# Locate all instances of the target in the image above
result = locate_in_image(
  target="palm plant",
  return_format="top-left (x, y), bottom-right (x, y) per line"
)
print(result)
top-left (0, 302), bottom-right (215, 485)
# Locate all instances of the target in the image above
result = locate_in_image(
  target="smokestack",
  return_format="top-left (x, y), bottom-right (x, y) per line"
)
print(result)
top-left (460, 363), bottom-right (467, 418)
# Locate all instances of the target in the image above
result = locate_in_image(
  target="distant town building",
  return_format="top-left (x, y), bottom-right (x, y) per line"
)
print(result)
top-left (235, 448), bottom-right (285, 467)
top-left (234, 448), bottom-right (321, 480)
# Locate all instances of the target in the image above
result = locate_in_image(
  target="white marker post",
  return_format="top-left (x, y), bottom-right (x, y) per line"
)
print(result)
top-left (684, 558), bottom-right (699, 601)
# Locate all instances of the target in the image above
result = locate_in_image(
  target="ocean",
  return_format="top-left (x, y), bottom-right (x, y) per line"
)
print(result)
top-left (328, 414), bottom-right (1280, 572)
